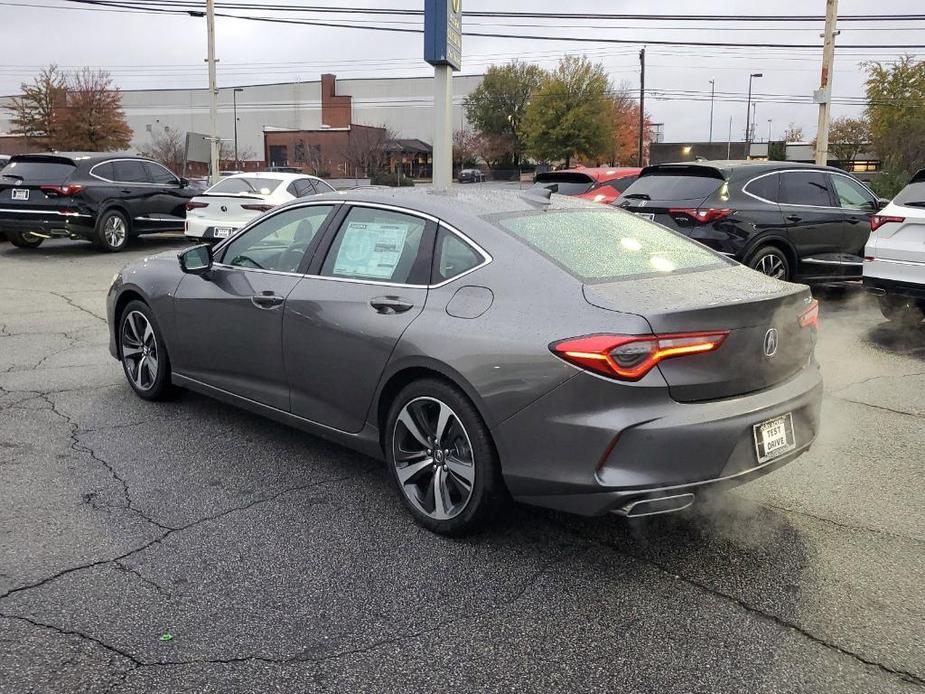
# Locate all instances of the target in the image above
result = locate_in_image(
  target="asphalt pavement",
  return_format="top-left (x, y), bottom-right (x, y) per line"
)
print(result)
top-left (0, 234), bottom-right (923, 694)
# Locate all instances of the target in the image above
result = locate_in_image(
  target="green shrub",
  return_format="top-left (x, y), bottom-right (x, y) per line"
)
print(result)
top-left (370, 173), bottom-right (415, 187)
top-left (870, 168), bottom-right (910, 200)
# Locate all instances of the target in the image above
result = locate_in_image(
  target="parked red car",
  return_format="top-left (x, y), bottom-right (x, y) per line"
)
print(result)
top-left (534, 166), bottom-right (642, 204)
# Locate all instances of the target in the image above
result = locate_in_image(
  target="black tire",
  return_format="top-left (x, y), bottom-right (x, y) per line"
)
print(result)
top-left (748, 246), bottom-right (791, 281)
top-left (118, 300), bottom-right (174, 401)
top-left (385, 378), bottom-right (506, 536)
top-left (5, 230), bottom-right (44, 248)
top-left (878, 295), bottom-right (924, 326)
top-left (94, 209), bottom-right (130, 252)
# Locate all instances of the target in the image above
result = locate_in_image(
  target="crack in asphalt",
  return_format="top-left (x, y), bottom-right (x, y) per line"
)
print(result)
top-left (47, 290), bottom-right (108, 323)
top-left (828, 393), bottom-right (925, 420)
top-left (828, 370), bottom-right (925, 396)
top-left (113, 561), bottom-right (173, 599)
top-left (544, 518), bottom-right (925, 688)
top-left (0, 467), bottom-right (374, 605)
top-left (0, 614), bottom-right (143, 668)
top-left (760, 501), bottom-right (925, 545)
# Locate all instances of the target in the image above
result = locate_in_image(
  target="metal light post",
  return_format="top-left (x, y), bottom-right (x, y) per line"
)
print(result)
top-left (708, 78), bottom-right (715, 143)
top-left (744, 72), bottom-right (763, 156)
top-left (233, 87), bottom-right (244, 169)
top-left (767, 118), bottom-right (773, 144)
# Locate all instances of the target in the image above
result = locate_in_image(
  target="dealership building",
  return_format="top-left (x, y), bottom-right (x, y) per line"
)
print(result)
top-left (0, 73), bottom-right (483, 174)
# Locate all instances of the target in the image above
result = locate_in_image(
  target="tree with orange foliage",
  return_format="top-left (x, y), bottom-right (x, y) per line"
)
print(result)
top-left (607, 84), bottom-right (649, 167)
top-left (53, 68), bottom-right (132, 151)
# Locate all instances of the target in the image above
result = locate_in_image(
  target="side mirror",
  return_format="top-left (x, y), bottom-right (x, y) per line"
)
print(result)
top-left (178, 177), bottom-right (189, 188)
top-left (179, 244), bottom-right (212, 275)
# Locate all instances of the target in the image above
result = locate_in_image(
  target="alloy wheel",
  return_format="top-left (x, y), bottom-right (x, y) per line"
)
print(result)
top-left (121, 310), bottom-right (158, 391)
top-left (756, 254), bottom-right (786, 279)
top-left (392, 396), bottom-right (475, 520)
top-left (105, 215), bottom-right (127, 248)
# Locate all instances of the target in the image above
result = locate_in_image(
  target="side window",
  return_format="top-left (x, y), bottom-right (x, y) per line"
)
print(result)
top-left (286, 181), bottom-right (300, 197)
top-left (611, 176), bottom-right (637, 194)
top-left (294, 179), bottom-right (316, 197)
top-left (143, 162), bottom-right (178, 185)
top-left (93, 162), bottom-right (115, 181)
top-left (832, 175), bottom-right (875, 210)
top-left (220, 205), bottom-right (334, 274)
top-left (321, 206), bottom-right (428, 285)
top-left (745, 173), bottom-right (780, 202)
top-left (432, 227), bottom-right (483, 283)
top-left (312, 178), bottom-right (336, 193)
top-left (112, 160), bottom-right (149, 183)
top-left (779, 171), bottom-right (833, 207)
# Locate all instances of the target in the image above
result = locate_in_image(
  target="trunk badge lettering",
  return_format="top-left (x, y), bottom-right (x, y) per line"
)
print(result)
top-left (763, 328), bottom-right (779, 358)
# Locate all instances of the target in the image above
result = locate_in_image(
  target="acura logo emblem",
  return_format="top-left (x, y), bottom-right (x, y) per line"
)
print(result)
top-left (221, 205), bottom-right (228, 212)
top-left (763, 328), bottom-right (779, 358)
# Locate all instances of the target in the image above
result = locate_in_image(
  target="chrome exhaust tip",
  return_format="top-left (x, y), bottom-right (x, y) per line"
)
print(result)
top-left (615, 493), bottom-right (696, 518)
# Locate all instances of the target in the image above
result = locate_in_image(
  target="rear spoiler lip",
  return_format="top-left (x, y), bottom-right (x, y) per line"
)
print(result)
top-left (197, 193), bottom-right (266, 200)
top-left (638, 164), bottom-right (727, 180)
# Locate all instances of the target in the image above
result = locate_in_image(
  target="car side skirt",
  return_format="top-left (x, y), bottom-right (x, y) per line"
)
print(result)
top-left (172, 373), bottom-right (384, 460)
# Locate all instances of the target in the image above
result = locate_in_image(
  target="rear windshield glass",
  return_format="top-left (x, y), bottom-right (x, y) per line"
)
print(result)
top-left (534, 174), bottom-right (594, 196)
top-left (490, 208), bottom-right (726, 283)
top-left (208, 177), bottom-right (282, 195)
top-left (1, 159), bottom-right (75, 184)
top-left (622, 173), bottom-right (723, 201)
top-left (894, 181), bottom-right (925, 207)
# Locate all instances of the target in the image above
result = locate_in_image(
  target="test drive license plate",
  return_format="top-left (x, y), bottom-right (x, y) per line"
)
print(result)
top-left (12, 189), bottom-right (29, 201)
top-left (753, 413), bottom-right (796, 463)
top-left (635, 212), bottom-right (655, 221)
top-left (213, 227), bottom-right (233, 238)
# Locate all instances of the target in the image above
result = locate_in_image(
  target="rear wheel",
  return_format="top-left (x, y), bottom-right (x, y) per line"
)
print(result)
top-left (94, 210), bottom-right (130, 252)
top-left (878, 296), bottom-right (924, 326)
top-left (5, 230), bottom-right (44, 248)
top-left (749, 246), bottom-right (791, 281)
top-left (385, 379), bottom-right (505, 536)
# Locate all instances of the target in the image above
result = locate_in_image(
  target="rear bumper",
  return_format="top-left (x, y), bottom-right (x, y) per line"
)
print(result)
top-left (863, 257), bottom-right (925, 298)
top-left (185, 216), bottom-right (248, 240)
top-left (0, 211), bottom-right (95, 239)
top-left (493, 363), bottom-right (823, 516)
top-left (863, 274), bottom-right (925, 300)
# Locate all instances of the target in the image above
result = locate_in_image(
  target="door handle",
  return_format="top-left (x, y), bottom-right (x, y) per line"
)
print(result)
top-left (120, 189), bottom-right (133, 195)
top-left (251, 291), bottom-right (284, 309)
top-left (785, 214), bottom-right (802, 222)
top-left (369, 296), bottom-right (414, 314)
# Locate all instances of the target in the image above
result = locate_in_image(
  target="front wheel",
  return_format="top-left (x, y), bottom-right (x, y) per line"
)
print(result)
top-left (385, 379), bottom-right (505, 536)
top-left (748, 246), bottom-right (791, 281)
top-left (5, 230), bottom-right (44, 248)
top-left (878, 296), bottom-right (924, 326)
top-left (119, 300), bottom-right (174, 400)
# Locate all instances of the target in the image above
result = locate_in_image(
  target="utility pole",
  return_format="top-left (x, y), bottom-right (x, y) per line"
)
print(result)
top-left (744, 72), bottom-right (762, 157)
top-left (815, 0), bottom-right (838, 165)
top-left (637, 46), bottom-right (646, 167)
top-left (708, 78), bottom-right (715, 143)
top-left (727, 116), bottom-right (732, 159)
top-left (233, 87), bottom-right (243, 169)
top-left (206, 0), bottom-right (219, 185)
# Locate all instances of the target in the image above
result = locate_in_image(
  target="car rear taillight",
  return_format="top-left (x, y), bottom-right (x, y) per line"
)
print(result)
top-left (40, 184), bottom-right (84, 197)
top-left (798, 300), bottom-right (819, 328)
top-left (242, 203), bottom-right (274, 212)
top-left (870, 214), bottom-right (904, 231)
top-left (668, 208), bottom-right (733, 224)
top-left (550, 331), bottom-right (729, 381)
top-left (185, 201), bottom-right (209, 211)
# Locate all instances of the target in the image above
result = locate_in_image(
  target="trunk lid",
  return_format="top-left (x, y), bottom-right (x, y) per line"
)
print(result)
top-left (877, 175), bottom-right (925, 263)
top-left (584, 265), bottom-right (816, 402)
top-left (187, 194), bottom-right (271, 227)
top-left (616, 164), bottom-right (727, 230)
top-left (0, 155), bottom-right (80, 214)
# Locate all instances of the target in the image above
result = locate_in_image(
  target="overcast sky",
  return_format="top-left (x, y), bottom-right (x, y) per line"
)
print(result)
top-left (1, 0), bottom-right (921, 141)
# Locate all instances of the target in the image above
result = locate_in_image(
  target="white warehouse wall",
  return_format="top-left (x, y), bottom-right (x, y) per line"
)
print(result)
top-left (0, 74), bottom-right (485, 159)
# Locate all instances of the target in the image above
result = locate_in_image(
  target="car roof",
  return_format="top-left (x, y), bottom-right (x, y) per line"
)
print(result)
top-left (540, 166), bottom-right (641, 183)
top-left (640, 160), bottom-right (850, 180)
top-left (279, 186), bottom-right (602, 227)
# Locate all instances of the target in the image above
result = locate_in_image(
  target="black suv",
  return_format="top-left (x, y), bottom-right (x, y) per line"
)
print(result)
top-left (616, 161), bottom-right (886, 282)
top-left (0, 153), bottom-right (196, 252)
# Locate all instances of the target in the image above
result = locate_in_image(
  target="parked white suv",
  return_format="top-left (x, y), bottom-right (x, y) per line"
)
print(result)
top-left (864, 169), bottom-right (925, 325)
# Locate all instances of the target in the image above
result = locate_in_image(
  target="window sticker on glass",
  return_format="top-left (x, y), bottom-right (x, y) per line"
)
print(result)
top-left (332, 222), bottom-right (410, 279)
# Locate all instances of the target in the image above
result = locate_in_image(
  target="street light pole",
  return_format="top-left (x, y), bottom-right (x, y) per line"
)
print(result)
top-left (233, 87), bottom-right (243, 169)
top-left (708, 78), bottom-right (715, 143)
top-left (744, 72), bottom-right (762, 157)
top-left (206, 0), bottom-right (219, 185)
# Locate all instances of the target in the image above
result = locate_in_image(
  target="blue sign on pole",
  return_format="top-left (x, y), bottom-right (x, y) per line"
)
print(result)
top-left (424, 0), bottom-right (462, 71)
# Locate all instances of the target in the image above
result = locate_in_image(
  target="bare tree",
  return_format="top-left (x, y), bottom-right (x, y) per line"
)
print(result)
top-left (453, 128), bottom-right (483, 168)
top-left (55, 68), bottom-right (132, 151)
top-left (8, 65), bottom-right (68, 148)
top-left (140, 126), bottom-right (185, 174)
top-left (783, 123), bottom-right (805, 143)
top-left (218, 140), bottom-right (256, 166)
top-left (340, 125), bottom-right (393, 177)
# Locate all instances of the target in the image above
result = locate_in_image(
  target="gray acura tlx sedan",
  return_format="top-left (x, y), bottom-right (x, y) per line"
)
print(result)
top-left (107, 188), bottom-right (822, 535)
